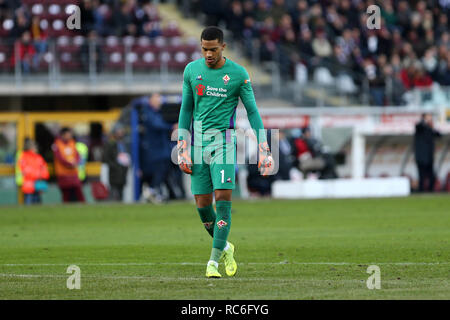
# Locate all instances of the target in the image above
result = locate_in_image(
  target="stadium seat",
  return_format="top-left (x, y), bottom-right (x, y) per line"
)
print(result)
top-left (336, 74), bottom-right (358, 94)
top-left (56, 35), bottom-right (80, 53)
top-left (105, 52), bottom-right (125, 71)
top-left (314, 67), bottom-right (335, 86)
top-left (161, 21), bottom-right (181, 38)
top-left (73, 35), bottom-right (85, 47)
top-left (59, 51), bottom-right (81, 71)
top-left (0, 50), bottom-right (12, 72)
top-left (104, 36), bottom-right (124, 54)
top-left (1, 19), bottom-right (14, 38)
top-left (169, 51), bottom-right (188, 69)
top-left (134, 51), bottom-right (160, 70)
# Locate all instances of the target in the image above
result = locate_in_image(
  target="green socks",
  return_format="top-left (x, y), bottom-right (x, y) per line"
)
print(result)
top-left (198, 201), bottom-right (232, 264)
top-left (197, 204), bottom-right (216, 237)
top-left (210, 200), bottom-right (232, 262)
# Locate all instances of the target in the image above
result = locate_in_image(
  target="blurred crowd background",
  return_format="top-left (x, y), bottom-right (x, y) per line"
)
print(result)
top-left (1, 0), bottom-right (449, 106)
top-left (0, 0), bottom-right (449, 205)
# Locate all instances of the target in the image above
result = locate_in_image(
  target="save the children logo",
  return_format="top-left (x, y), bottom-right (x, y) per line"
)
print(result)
top-left (196, 84), bottom-right (205, 96)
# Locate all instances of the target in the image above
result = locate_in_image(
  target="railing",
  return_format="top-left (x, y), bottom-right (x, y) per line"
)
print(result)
top-left (1, 35), bottom-right (450, 109)
top-left (0, 36), bottom-right (202, 89)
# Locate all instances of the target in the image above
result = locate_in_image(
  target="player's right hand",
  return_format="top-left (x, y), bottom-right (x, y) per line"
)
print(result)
top-left (177, 140), bottom-right (192, 174)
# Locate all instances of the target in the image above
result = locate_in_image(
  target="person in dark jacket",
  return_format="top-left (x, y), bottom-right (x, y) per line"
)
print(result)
top-left (133, 93), bottom-right (176, 203)
top-left (103, 124), bottom-right (130, 201)
top-left (414, 113), bottom-right (441, 192)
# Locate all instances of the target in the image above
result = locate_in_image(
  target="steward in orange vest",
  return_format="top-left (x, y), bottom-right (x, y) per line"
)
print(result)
top-left (16, 139), bottom-right (49, 204)
top-left (52, 127), bottom-right (85, 202)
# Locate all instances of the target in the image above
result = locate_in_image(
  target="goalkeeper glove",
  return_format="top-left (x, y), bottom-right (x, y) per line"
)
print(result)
top-left (258, 141), bottom-right (274, 177)
top-left (177, 140), bottom-right (192, 174)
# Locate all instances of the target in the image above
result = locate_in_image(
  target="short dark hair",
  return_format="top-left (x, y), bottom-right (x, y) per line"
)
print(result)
top-left (60, 127), bottom-right (71, 135)
top-left (201, 26), bottom-right (224, 43)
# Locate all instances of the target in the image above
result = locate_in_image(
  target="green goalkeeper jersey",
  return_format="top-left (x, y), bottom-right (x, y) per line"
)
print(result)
top-left (178, 57), bottom-right (266, 146)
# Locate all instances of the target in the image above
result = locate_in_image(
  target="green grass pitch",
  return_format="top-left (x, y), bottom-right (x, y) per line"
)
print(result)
top-left (0, 195), bottom-right (449, 299)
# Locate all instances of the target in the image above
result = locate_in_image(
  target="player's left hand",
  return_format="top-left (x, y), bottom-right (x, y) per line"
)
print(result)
top-left (258, 141), bottom-right (274, 177)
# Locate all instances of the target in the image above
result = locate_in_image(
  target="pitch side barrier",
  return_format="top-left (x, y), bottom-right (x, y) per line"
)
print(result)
top-left (0, 110), bottom-right (121, 204)
top-left (233, 106), bottom-right (450, 199)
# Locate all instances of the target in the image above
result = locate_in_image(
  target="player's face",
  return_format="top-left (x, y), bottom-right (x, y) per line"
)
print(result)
top-left (201, 39), bottom-right (226, 68)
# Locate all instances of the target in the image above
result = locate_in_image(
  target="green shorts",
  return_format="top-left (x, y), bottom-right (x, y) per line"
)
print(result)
top-left (190, 141), bottom-right (236, 195)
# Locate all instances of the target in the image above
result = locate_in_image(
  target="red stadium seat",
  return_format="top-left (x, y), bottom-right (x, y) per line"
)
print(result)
top-left (103, 36), bottom-right (124, 53)
top-left (169, 51), bottom-right (189, 69)
top-left (105, 52), bottom-right (124, 71)
top-left (133, 51), bottom-right (160, 70)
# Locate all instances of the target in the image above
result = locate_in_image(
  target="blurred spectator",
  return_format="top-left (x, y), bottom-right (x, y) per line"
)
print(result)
top-left (311, 29), bottom-right (332, 59)
top-left (80, 0), bottom-right (97, 36)
top-left (30, 16), bottom-right (48, 65)
top-left (110, 1), bottom-right (136, 37)
top-left (275, 130), bottom-right (295, 180)
top-left (11, 9), bottom-right (30, 39)
top-left (246, 162), bottom-right (273, 197)
top-left (10, 31), bottom-right (36, 74)
top-left (133, 93), bottom-right (176, 203)
top-left (294, 127), bottom-right (337, 179)
top-left (226, 1), bottom-right (244, 40)
top-left (15, 138), bottom-right (49, 205)
top-left (52, 127), bottom-right (85, 203)
top-left (201, 0), bottom-right (226, 26)
top-left (414, 113), bottom-right (442, 192)
top-left (80, 30), bottom-right (103, 74)
top-left (363, 58), bottom-right (385, 106)
top-left (102, 124), bottom-right (130, 201)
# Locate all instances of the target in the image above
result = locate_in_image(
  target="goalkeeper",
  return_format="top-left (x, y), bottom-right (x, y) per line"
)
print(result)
top-left (177, 26), bottom-right (274, 278)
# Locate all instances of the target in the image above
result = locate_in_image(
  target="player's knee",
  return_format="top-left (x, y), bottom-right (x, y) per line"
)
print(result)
top-left (214, 190), bottom-right (232, 202)
top-left (195, 194), bottom-right (213, 208)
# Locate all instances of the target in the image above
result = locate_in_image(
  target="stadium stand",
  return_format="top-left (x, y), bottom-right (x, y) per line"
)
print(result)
top-left (183, 0), bottom-right (450, 106)
top-left (0, 0), bottom-right (200, 74)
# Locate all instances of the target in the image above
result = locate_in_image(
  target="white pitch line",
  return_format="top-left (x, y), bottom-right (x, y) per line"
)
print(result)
top-left (0, 273), bottom-right (343, 282)
top-left (1, 262), bottom-right (448, 267)
top-left (3, 274), bottom-right (441, 283)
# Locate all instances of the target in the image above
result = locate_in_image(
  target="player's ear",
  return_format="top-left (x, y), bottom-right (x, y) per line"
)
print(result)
top-left (221, 42), bottom-right (226, 51)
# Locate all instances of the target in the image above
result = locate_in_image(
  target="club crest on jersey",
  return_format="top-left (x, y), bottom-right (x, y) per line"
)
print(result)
top-left (203, 222), bottom-right (213, 229)
top-left (196, 84), bottom-right (205, 96)
top-left (217, 220), bottom-right (228, 229)
top-left (223, 74), bottom-right (230, 85)
top-left (196, 75), bottom-right (202, 80)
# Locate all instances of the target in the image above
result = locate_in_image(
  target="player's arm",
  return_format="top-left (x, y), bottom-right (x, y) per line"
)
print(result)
top-left (177, 64), bottom-right (194, 174)
top-left (239, 70), bottom-right (274, 176)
